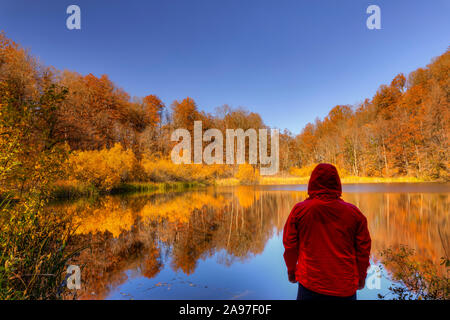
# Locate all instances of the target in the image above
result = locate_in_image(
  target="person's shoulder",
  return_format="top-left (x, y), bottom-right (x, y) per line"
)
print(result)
top-left (340, 199), bottom-right (367, 220)
top-left (291, 200), bottom-right (306, 210)
top-left (290, 199), bottom-right (311, 214)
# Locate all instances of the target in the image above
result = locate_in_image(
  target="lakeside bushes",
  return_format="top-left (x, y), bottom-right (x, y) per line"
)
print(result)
top-left (235, 163), bottom-right (260, 185)
top-left (141, 158), bottom-right (229, 182)
top-left (61, 144), bottom-right (234, 195)
top-left (60, 141), bottom-right (430, 196)
top-left (68, 143), bottom-right (138, 192)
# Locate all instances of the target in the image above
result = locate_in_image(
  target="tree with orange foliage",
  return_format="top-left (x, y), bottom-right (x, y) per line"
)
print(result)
top-left (171, 97), bottom-right (200, 132)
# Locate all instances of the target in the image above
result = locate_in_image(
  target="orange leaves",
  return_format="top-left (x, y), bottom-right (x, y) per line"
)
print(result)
top-left (141, 157), bottom-right (231, 182)
top-left (171, 97), bottom-right (200, 130)
top-left (57, 71), bottom-right (131, 149)
top-left (67, 143), bottom-right (138, 192)
top-left (1, 31), bottom-right (448, 183)
top-left (291, 49), bottom-right (449, 180)
top-left (143, 94), bottom-right (164, 127)
top-left (235, 163), bottom-right (260, 185)
top-left (390, 73), bottom-right (406, 92)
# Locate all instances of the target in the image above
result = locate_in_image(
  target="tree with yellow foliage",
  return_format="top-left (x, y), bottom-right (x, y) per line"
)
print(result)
top-left (235, 163), bottom-right (260, 185)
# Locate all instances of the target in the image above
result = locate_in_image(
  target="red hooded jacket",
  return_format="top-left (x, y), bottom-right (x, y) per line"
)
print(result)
top-left (283, 163), bottom-right (371, 297)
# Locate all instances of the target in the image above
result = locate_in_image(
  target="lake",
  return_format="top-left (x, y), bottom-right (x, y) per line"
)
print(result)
top-left (52, 183), bottom-right (449, 300)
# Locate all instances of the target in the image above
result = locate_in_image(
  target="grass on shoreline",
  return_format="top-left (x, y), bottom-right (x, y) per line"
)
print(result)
top-left (216, 175), bottom-right (426, 186)
top-left (52, 175), bottom-right (430, 199)
top-left (51, 180), bottom-right (206, 200)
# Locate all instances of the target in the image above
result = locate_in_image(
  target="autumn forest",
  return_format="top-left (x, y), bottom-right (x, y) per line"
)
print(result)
top-left (0, 30), bottom-right (449, 300)
top-left (1, 32), bottom-right (449, 199)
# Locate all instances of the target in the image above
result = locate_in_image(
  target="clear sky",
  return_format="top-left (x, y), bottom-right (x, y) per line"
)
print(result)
top-left (1, 0), bottom-right (449, 134)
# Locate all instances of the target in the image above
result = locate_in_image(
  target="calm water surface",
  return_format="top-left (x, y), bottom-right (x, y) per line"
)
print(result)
top-left (53, 183), bottom-right (449, 300)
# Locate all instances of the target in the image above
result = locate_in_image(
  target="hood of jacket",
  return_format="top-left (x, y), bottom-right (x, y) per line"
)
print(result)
top-left (307, 163), bottom-right (342, 199)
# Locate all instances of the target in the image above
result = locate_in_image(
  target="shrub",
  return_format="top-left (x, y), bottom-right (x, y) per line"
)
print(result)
top-left (67, 143), bottom-right (138, 192)
top-left (235, 163), bottom-right (260, 185)
top-left (141, 157), bottom-right (231, 183)
top-left (141, 158), bottom-right (182, 182)
top-left (378, 245), bottom-right (449, 300)
top-left (0, 198), bottom-right (74, 299)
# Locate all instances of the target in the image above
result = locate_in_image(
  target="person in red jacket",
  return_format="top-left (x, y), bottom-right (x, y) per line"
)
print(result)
top-left (283, 163), bottom-right (371, 300)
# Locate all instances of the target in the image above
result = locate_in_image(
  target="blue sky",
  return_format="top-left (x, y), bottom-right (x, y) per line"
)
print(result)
top-left (1, 0), bottom-right (449, 134)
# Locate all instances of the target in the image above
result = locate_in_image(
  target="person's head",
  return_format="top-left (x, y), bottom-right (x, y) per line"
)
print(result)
top-left (307, 163), bottom-right (342, 198)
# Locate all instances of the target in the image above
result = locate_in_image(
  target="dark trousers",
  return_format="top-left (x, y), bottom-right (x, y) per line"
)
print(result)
top-left (297, 283), bottom-right (356, 300)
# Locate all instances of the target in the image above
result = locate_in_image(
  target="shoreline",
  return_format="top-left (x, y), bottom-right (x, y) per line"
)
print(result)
top-left (215, 176), bottom-right (437, 186)
top-left (51, 181), bottom-right (207, 201)
top-left (49, 176), bottom-right (446, 201)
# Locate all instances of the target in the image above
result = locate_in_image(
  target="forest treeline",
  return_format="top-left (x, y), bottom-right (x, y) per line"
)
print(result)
top-left (287, 56), bottom-right (449, 180)
top-left (0, 32), bottom-right (449, 196)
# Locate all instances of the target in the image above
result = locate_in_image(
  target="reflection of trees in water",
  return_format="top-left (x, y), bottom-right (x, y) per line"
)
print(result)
top-left (345, 192), bottom-right (449, 269)
top-left (167, 188), bottom-right (298, 272)
top-left (68, 231), bottom-right (162, 300)
top-left (58, 188), bottom-right (448, 299)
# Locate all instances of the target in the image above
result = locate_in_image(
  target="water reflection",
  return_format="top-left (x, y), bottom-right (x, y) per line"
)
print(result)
top-left (53, 184), bottom-right (449, 300)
